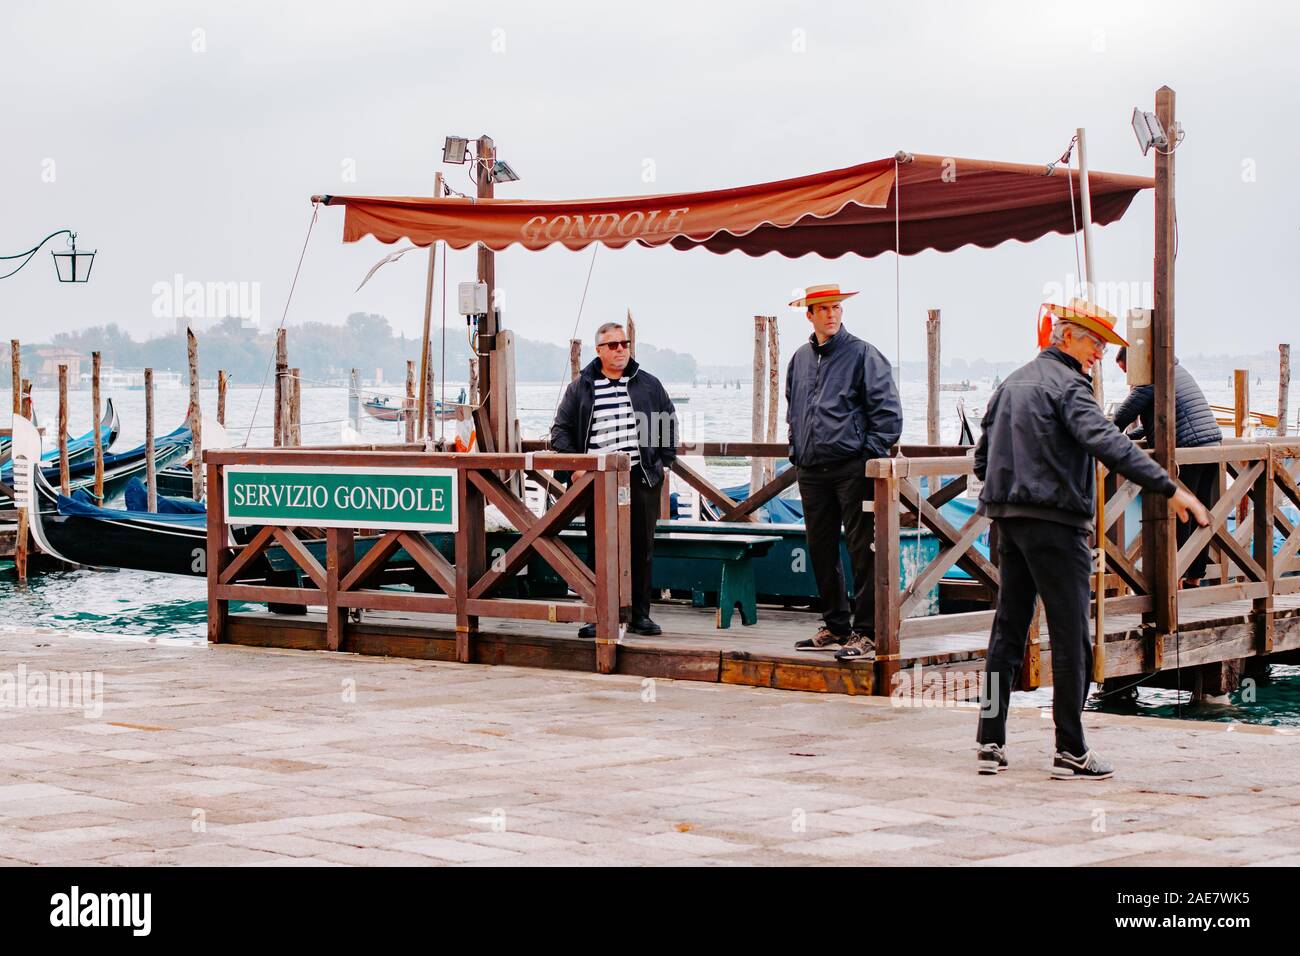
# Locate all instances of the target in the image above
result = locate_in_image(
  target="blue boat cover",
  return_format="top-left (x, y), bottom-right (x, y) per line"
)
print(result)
top-left (57, 489), bottom-right (208, 528)
top-left (124, 477), bottom-right (206, 514)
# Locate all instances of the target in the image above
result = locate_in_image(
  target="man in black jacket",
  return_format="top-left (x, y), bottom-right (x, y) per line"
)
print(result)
top-left (551, 321), bottom-right (678, 638)
top-left (973, 302), bottom-right (1209, 780)
top-left (1114, 349), bottom-right (1221, 586)
top-left (784, 283), bottom-right (903, 661)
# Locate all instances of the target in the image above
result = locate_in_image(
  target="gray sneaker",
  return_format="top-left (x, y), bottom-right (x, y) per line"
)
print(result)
top-left (794, 627), bottom-right (847, 652)
top-left (834, 631), bottom-right (876, 661)
top-left (1051, 749), bottom-right (1114, 780)
top-left (977, 743), bottom-right (1008, 775)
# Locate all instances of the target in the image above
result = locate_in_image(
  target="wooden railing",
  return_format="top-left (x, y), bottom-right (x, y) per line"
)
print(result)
top-left (866, 438), bottom-right (1300, 689)
top-left (205, 449), bottom-right (632, 672)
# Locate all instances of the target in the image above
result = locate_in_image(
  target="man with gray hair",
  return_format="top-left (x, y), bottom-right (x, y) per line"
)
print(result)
top-left (552, 321), bottom-right (678, 637)
top-left (973, 300), bottom-right (1209, 779)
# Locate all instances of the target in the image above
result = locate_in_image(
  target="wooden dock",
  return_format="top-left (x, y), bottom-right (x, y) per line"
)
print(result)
top-left (223, 592), bottom-right (1300, 698)
top-left (205, 437), bottom-right (1300, 702)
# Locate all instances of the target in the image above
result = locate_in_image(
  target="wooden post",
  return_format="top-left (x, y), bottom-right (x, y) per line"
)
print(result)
top-left (468, 357), bottom-right (479, 407)
top-left (1278, 344), bottom-right (1291, 437)
top-left (57, 365), bottom-right (70, 495)
top-left (424, 356), bottom-right (435, 445)
top-left (1234, 369), bottom-right (1249, 437)
top-left (593, 468), bottom-right (623, 674)
top-left (751, 316), bottom-right (766, 495)
top-left (569, 339), bottom-right (582, 382)
top-left (404, 360), bottom-right (416, 443)
top-left (9, 340), bottom-right (18, 415)
top-left (289, 369), bottom-right (302, 446)
top-left (627, 309), bottom-right (636, 359)
top-left (454, 467), bottom-right (485, 663)
top-left (872, 467), bottom-right (902, 693)
top-left (217, 370), bottom-right (228, 426)
top-left (1143, 85), bottom-right (1178, 653)
top-left (206, 461), bottom-right (228, 643)
top-left (92, 351), bottom-right (104, 501)
top-left (326, 528), bottom-right (356, 651)
top-left (765, 316), bottom-right (779, 485)
top-left (349, 368), bottom-right (360, 431)
top-left (926, 309), bottom-right (941, 445)
top-left (187, 328), bottom-right (203, 500)
top-left (274, 328), bottom-right (287, 447)
top-left (145, 368), bottom-right (157, 512)
top-left (1253, 453), bottom-right (1275, 655)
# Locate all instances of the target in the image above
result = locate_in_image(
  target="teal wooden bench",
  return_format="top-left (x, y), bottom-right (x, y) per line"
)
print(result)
top-left (265, 528), bottom-right (779, 629)
top-left (554, 530), bottom-right (779, 628)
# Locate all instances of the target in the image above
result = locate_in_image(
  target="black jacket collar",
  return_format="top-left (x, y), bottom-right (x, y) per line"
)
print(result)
top-left (809, 326), bottom-right (851, 355)
top-left (1042, 346), bottom-right (1085, 377)
top-left (581, 356), bottom-right (640, 383)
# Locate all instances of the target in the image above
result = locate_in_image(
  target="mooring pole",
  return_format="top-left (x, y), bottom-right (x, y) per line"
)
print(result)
top-left (349, 368), bottom-right (360, 432)
top-left (145, 367), bottom-right (157, 512)
top-left (404, 360), bottom-right (416, 443)
top-left (1276, 345), bottom-right (1290, 437)
top-left (217, 369), bottom-right (228, 426)
top-left (569, 340), bottom-right (581, 382)
top-left (627, 309), bottom-right (636, 360)
top-left (92, 351), bottom-right (104, 501)
top-left (9, 340), bottom-right (19, 415)
top-left (751, 316), bottom-right (767, 495)
top-left (926, 309), bottom-right (941, 445)
top-left (765, 315), bottom-right (780, 486)
top-left (187, 328), bottom-right (203, 500)
top-left (274, 328), bottom-right (287, 447)
top-left (57, 364), bottom-right (70, 496)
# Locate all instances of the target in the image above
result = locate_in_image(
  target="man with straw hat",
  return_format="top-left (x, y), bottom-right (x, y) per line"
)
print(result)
top-left (973, 298), bottom-right (1209, 780)
top-left (785, 283), bottom-right (903, 661)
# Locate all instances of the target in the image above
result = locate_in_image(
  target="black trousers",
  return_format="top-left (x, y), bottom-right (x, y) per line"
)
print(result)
top-left (1177, 461), bottom-right (1217, 581)
top-left (797, 458), bottom-right (875, 636)
top-left (976, 517), bottom-right (1092, 757)
top-left (581, 472), bottom-right (660, 620)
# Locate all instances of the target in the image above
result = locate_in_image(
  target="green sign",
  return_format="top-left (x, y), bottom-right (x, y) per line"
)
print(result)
top-left (223, 465), bottom-right (458, 532)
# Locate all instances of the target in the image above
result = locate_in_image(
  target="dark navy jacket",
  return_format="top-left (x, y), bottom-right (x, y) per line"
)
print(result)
top-left (975, 347), bottom-right (1177, 530)
top-left (784, 326), bottom-right (903, 468)
top-left (1113, 360), bottom-right (1221, 448)
top-left (550, 357), bottom-right (678, 486)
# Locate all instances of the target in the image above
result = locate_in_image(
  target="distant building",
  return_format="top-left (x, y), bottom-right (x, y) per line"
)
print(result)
top-left (34, 347), bottom-right (84, 387)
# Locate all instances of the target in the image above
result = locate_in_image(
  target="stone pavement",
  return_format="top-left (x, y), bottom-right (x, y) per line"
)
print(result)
top-left (2, 629), bottom-right (1299, 866)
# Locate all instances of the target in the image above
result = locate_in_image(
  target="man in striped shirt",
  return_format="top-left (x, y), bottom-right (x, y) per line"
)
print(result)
top-left (552, 322), bottom-right (679, 637)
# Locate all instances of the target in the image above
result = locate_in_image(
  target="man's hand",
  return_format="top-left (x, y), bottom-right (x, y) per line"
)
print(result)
top-left (1171, 487), bottom-right (1210, 527)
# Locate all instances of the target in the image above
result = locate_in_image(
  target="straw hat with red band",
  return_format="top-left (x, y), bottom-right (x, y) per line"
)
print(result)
top-left (1040, 297), bottom-right (1128, 348)
top-left (790, 283), bottom-right (859, 308)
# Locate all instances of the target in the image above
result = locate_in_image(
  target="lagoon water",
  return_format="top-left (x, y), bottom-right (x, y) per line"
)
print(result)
top-left (4, 369), bottom-right (1299, 726)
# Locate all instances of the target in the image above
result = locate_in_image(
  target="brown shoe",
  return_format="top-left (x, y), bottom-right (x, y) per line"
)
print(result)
top-left (835, 631), bottom-right (876, 662)
top-left (794, 626), bottom-right (848, 652)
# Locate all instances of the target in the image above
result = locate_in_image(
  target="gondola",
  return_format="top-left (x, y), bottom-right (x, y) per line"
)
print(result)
top-left (363, 394), bottom-right (467, 423)
top-left (12, 416), bottom-right (271, 580)
top-left (1, 419), bottom-right (191, 512)
top-left (1, 398), bottom-right (118, 475)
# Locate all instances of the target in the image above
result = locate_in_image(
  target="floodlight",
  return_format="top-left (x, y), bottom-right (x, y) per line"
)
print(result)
top-left (1131, 108), bottom-right (1168, 156)
top-left (443, 136), bottom-right (471, 164)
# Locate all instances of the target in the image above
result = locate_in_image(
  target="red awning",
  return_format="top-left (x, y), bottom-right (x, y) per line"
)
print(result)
top-left (318, 153), bottom-right (1152, 259)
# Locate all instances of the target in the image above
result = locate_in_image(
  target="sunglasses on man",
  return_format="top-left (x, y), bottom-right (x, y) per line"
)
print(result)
top-left (598, 340), bottom-right (631, 350)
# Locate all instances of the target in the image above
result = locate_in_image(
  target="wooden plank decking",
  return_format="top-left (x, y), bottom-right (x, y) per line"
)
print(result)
top-left (224, 593), bottom-right (1300, 698)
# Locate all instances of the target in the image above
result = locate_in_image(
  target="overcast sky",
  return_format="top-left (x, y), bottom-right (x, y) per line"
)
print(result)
top-left (3, 0), bottom-right (1297, 374)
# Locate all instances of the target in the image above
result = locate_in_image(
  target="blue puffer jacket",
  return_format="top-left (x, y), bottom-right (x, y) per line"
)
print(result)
top-left (1113, 360), bottom-right (1221, 448)
top-left (785, 326), bottom-right (902, 467)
